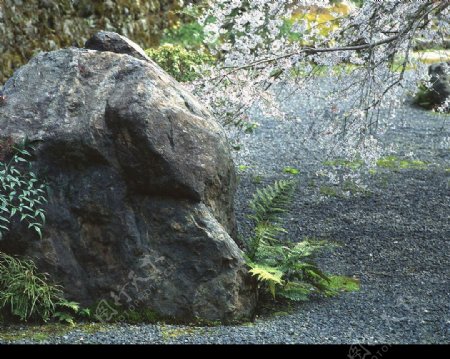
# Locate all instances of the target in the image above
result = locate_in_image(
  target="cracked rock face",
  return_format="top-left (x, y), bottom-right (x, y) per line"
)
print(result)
top-left (0, 32), bottom-right (256, 323)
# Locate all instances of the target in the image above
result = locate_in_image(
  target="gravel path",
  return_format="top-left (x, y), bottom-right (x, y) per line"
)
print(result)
top-left (1, 86), bottom-right (449, 344)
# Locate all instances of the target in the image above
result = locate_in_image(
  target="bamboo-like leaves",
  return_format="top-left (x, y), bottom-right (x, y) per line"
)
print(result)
top-left (0, 252), bottom-right (62, 321)
top-left (0, 144), bottom-right (47, 239)
top-left (0, 252), bottom-right (81, 323)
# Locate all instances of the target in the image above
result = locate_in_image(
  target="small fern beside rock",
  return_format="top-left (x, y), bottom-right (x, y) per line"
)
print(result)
top-left (244, 179), bottom-right (359, 303)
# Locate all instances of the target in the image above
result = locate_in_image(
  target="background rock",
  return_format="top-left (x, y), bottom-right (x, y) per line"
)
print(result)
top-left (85, 31), bottom-right (153, 62)
top-left (428, 61), bottom-right (450, 108)
top-left (0, 34), bottom-right (255, 323)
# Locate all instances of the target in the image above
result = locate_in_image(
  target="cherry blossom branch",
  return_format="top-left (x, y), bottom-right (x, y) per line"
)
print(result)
top-left (219, 1), bottom-right (448, 73)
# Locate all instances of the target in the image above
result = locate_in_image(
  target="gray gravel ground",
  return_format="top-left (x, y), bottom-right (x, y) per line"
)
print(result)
top-left (1, 91), bottom-right (449, 344)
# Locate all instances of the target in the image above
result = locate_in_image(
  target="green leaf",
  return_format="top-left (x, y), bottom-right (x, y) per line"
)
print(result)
top-left (53, 311), bottom-right (76, 326)
top-left (38, 212), bottom-right (46, 223)
top-left (278, 282), bottom-right (311, 301)
top-left (79, 308), bottom-right (91, 318)
top-left (34, 226), bottom-right (42, 239)
top-left (58, 300), bottom-right (80, 313)
top-left (248, 264), bottom-right (284, 298)
top-left (238, 165), bottom-right (250, 172)
top-left (11, 207), bottom-right (17, 217)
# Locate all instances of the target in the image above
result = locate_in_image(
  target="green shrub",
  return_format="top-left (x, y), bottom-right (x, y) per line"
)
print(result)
top-left (161, 21), bottom-right (206, 50)
top-left (0, 252), bottom-right (79, 323)
top-left (145, 44), bottom-right (214, 82)
top-left (159, 3), bottom-right (210, 51)
top-left (245, 180), bottom-right (359, 302)
top-left (0, 139), bottom-right (47, 239)
top-left (414, 83), bottom-right (436, 110)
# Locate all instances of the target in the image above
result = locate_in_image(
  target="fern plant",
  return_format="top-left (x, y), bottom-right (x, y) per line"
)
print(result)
top-left (245, 179), bottom-right (359, 302)
top-left (0, 138), bottom-right (47, 239)
top-left (246, 179), bottom-right (296, 260)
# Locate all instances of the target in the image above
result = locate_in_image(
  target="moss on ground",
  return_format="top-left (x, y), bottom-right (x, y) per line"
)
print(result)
top-left (283, 166), bottom-right (300, 175)
top-left (320, 186), bottom-right (340, 197)
top-left (123, 309), bottom-right (162, 324)
top-left (252, 174), bottom-right (264, 184)
top-left (323, 158), bottom-right (365, 170)
top-left (160, 325), bottom-right (200, 341)
top-left (324, 155), bottom-right (430, 173)
top-left (376, 156), bottom-right (428, 170)
top-left (0, 322), bottom-right (110, 343)
top-left (325, 275), bottom-right (360, 295)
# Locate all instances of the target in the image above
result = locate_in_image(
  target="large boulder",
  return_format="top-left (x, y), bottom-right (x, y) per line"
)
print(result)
top-left (0, 33), bottom-right (256, 323)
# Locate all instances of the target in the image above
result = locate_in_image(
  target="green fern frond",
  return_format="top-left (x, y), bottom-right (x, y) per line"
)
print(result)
top-left (299, 264), bottom-right (332, 292)
top-left (246, 180), bottom-right (296, 260)
top-left (248, 264), bottom-right (283, 284)
top-left (57, 300), bottom-right (80, 313)
top-left (255, 242), bottom-right (289, 264)
top-left (291, 238), bottom-right (335, 258)
top-left (53, 311), bottom-right (76, 326)
top-left (248, 179), bottom-right (296, 224)
top-left (278, 282), bottom-right (312, 302)
top-left (247, 222), bottom-right (288, 260)
top-left (254, 223), bottom-right (286, 245)
top-left (248, 263), bottom-right (284, 298)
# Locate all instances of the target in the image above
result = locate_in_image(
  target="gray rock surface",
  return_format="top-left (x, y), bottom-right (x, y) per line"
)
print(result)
top-left (0, 34), bottom-right (256, 323)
